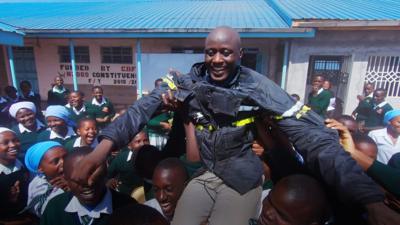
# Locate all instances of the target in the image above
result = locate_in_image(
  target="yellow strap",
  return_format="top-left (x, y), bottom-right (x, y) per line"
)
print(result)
top-left (162, 76), bottom-right (177, 91)
top-left (232, 117), bottom-right (255, 127)
top-left (195, 124), bottom-right (215, 131)
top-left (195, 117), bottom-right (255, 131)
top-left (274, 105), bottom-right (311, 120)
top-left (295, 105), bottom-right (311, 119)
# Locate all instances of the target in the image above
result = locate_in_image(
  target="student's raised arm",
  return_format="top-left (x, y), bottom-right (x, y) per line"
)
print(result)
top-left (70, 86), bottom-right (168, 185)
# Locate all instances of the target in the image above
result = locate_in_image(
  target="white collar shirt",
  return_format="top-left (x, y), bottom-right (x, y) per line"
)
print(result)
top-left (369, 128), bottom-right (400, 164)
top-left (72, 105), bottom-right (86, 115)
top-left (0, 159), bottom-right (23, 175)
top-left (49, 126), bottom-right (75, 140)
top-left (73, 137), bottom-right (99, 149)
top-left (19, 120), bottom-right (45, 133)
top-left (27, 174), bottom-right (64, 217)
top-left (65, 188), bottom-right (112, 223)
top-left (91, 98), bottom-right (106, 106)
top-left (52, 86), bottom-right (66, 94)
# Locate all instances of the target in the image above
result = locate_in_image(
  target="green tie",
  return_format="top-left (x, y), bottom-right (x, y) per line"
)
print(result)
top-left (80, 215), bottom-right (93, 225)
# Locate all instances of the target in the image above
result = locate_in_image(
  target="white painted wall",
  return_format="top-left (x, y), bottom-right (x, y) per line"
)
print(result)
top-left (140, 53), bottom-right (203, 93)
top-left (286, 30), bottom-right (400, 114)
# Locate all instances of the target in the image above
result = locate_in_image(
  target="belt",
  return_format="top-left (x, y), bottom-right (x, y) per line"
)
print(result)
top-left (196, 116), bottom-right (255, 131)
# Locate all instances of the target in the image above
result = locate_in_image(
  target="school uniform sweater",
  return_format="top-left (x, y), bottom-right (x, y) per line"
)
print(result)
top-left (88, 98), bottom-right (115, 129)
top-left (40, 189), bottom-right (136, 225)
top-left (107, 148), bottom-right (143, 196)
top-left (0, 161), bottom-right (29, 219)
top-left (37, 127), bottom-right (76, 146)
top-left (11, 121), bottom-right (46, 161)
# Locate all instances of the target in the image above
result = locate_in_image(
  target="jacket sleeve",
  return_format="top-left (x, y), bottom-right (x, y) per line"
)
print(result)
top-left (99, 87), bottom-right (165, 149)
top-left (251, 74), bottom-right (384, 205)
top-left (276, 111), bottom-right (384, 205)
top-left (367, 160), bottom-right (400, 198)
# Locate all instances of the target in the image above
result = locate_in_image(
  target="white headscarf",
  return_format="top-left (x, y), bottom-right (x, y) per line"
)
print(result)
top-left (9, 101), bottom-right (36, 118)
top-left (0, 127), bottom-right (15, 134)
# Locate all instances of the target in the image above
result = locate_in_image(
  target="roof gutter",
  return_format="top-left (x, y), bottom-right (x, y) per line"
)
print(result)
top-left (293, 19), bottom-right (400, 29)
top-left (22, 28), bottom-right (315, 38)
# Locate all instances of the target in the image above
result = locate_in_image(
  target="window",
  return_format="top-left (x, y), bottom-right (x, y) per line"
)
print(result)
top-left (171, 47), bottom-right (204, 54)
top-left (58, 46), bottom-right (90, 63)
top-left (365, 56), bottom-right (400, 97)
top-left (101, 47), bottom-right (132, 64)
top-left (307, 56), bottom-right (345, 86)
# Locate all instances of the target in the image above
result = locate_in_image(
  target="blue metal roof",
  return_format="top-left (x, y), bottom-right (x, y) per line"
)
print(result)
top-left (0, 21), bottom-right (24, 45)
top-left (273, 0), bottom-right (400, 21)
top-left (0, 0), bottom-right (289, 30)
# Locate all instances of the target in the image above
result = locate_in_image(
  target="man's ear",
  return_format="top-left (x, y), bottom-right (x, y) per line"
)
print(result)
top-left (239, 48), bottom-right (244, 59)
top-left (76, 129), bottom-right (81, 136)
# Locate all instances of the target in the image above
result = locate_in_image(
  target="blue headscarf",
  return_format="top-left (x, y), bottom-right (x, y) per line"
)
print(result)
top-left (384, 109), bottom-right (400, 125)
top-left (45, 105), bottom-right (75, 127)
top-left (25, 141), bottom-right (62, 173)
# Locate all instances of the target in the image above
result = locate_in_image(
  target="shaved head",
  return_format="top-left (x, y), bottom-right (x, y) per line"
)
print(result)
top-left (259, 174), bottom-right (330, 225)
top-left (206, 26), bottom-right (241, 50)
top-left (204, 26), bottom-right (243, 82)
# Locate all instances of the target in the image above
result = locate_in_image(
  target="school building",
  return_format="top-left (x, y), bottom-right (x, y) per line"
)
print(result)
top-left (0, 0), bottom-right (399, 112)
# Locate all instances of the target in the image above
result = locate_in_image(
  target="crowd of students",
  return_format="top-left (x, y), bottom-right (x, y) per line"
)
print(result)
top-left (1, 26), bottom-right (400, 225)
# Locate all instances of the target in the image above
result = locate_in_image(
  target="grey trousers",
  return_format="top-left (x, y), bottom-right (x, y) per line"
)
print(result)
top-left (171, 171), bottom-right (262, 225)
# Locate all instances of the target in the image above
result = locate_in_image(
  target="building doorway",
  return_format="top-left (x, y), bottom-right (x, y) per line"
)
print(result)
top-left (12, 47), bottom-right (39, 92)
top-left (306, 55), bottom-right (352, 114)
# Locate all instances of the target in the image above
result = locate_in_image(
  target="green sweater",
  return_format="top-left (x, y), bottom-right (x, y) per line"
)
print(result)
top-left (365, 103), bottom-right (393, 128)
top-left (40, 190), bottom-right (136, 225)
top-left (147, 112), bottom-right (173, 134)
top-left (47, 87), bottom-right (70, 106)
top-left (37, 130), bottom-right (76, 146)
top-left (68, 102), bottom-right (92, 124)
top-left (354, 96), bottom-right (374, 122)
top-left (88, 98), bottom-right (115, 129)
top-left (0, 168), bottom-right (29, 219)
top-left (107, 148), bottom-right (143, 196)
top-left (11, 124), bottom-right (46, 161)
top-left (367, 160), bottom-right (400, 198)
top-left (308, 89), bottom-right (333, 118)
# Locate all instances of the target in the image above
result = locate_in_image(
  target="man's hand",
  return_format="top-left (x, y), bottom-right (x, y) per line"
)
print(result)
top-left (325, 118), bottom-right (355, 152)
top-left (366, 202), bottom-right (400, 225)
top-left (70, 139), bottom-right (114, 186)
top-left (49, 176), bottom-right (70, 191)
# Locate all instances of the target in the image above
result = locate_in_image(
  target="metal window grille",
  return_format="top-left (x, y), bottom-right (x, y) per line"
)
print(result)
top-left (58, 46), bottom-right (90, 63)
top-left (101, 47), bottom-right (132, 64)
top-left (307, 56), bottom-right (345, 86)
top-left (365, 56), bottom-right (400, 97)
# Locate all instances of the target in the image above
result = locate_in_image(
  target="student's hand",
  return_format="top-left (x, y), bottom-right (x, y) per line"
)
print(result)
top-left (9, 180), bottom-right (20, 203)
top-left (159, 121), bottom-right (172, 131)
top-left (49, 176), bottom-right (70, 191)
top-left (325, 118), bottom-right (355, 152)
top-left (366, 202), bottom-right (400, 225)
top-left (376, 108), bottom-right (383, 115)
top-left (252, 140), bottom-right (264, 157)
top-left (106, 178), bottom-right (120, 190)
top-left (102, 107), bottom-right (109, 113)
top-left (357, 95), bottom-right (364, 101)
top-left (162, 90), bottom-right (181, 111)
